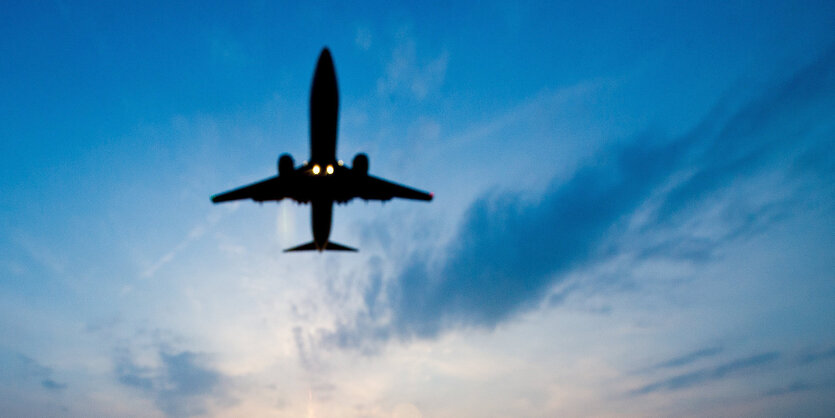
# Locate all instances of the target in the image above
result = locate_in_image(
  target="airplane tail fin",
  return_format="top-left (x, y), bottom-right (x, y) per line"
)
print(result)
top-left (283, 241), bottom-right (358, 252)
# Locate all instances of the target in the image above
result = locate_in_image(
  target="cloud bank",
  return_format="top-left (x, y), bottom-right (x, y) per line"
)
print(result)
top-left (328, 45), bottom-right (835, 347)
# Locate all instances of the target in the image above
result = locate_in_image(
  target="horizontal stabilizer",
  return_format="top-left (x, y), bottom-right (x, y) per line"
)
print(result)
top-left (283, 241), bottom-right (319, 252)
top-left (283, 241), bottom-right (358, 252)
top-left (323, 241), bottom-right (358, 252)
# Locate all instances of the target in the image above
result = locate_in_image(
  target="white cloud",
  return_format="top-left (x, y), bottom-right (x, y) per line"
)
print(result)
top-left (13, 232), bottom-right (67, 274)
top-left (355, 25), bottom-right (373, 51)
top-left (376, 32), bottom-right (448, 101)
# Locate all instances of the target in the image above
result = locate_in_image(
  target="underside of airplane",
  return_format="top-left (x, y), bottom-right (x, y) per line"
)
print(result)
top-left (211, 48), bottom-right (433, 252)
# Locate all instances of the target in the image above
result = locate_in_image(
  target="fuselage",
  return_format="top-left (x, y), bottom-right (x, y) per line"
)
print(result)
top-left (309, 49), bottom-right (340, 250)
top-left (310, 49), bottom-right (339, 167)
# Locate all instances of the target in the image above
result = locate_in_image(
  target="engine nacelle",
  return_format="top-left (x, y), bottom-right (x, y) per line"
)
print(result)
top-left (278, 154), bottom-right (294, 176)
top-left (352, 153), bottom-right (369, 175)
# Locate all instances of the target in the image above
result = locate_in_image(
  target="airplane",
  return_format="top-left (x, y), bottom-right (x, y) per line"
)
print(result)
top-left (211, 48), bottom-right (433, 252)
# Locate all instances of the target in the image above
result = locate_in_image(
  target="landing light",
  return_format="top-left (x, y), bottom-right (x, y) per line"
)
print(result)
top-left (337, 160), bottom-right (344, 166)
top-left (326, 165), bottom-right (334, 174)
top-left (312, 165), bottom-right (321, 175)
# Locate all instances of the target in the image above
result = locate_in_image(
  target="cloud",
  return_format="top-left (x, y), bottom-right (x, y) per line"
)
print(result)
top-left (141, 208), bottom-right (232, 278)
top-left (797, 346), bottom-right (835, 365)
top-left (0, 348), bottom-right (66, 392)
top-left (652, 347), bottom-right (724, 370)
top-left (328, 44), bottom-right (835, 346)
top-left (633, 351), bottom-right (780, 395)
top-left (633, 343), bottom-right (835, 398)
top-left (40, 378), bottom-right (67, 391)
top-left (763, 377), bottom-right (835, 398)
top-left (654, 44), bottom-right (835, 225)
top-left (12, 232), bottom-right (67, 274)
top-left (764, 380), bottom-right (815, 397)
top-left (115, 348), bottom-right (226, 418)
top-left (210, 32), bottom-right (247, 66)
top-left (376, 30), bottom-right (448, 101)
top-left (355, 25), bottom-right (372, 51)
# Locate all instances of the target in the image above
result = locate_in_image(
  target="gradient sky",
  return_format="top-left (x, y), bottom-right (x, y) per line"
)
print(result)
top-left (2, 1), bottom-right (835, 417)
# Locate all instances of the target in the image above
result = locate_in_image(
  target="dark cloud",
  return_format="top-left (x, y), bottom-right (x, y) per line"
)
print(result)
top-left (653, 347), bottom-right (723, 370)
top-left (764, 377), bottom-right (835, 398)
top-left (633, 351), bottom-right (780, 395)
top-left (346, 132), bottom-right (686, 342)
top-left (327, 45), bottom-right (835, 347)
top-left (0, 348), bottom-right (66, 392)
top-left (115, 349), bottom-right (224, 418)
top-left (40, 378), bottom-right (67, 391)
top-left (655, 45), bottom-right (835, 225)
top-left (797, 346), bottom-right (835, 365)
top-left (116, 354), bottom-right (155, 391)
top-left (764, 380), bottom-right (815, 397)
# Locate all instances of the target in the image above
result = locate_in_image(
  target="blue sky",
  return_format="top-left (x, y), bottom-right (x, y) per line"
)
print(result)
top-left (1, 1), bottom-right (834, 416)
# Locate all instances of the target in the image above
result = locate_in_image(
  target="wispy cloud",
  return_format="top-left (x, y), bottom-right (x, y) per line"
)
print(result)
top-left (327, 44), bottom-right (835, 347)
top-left (764, 380), bottom-right (815, 397)
top-left (0, 348), bottom-right (66, 392)
top-left (633, 351), bottom-right (780, 395)
top-left (797, 346), bottom-right (835, 365)
top-left (376, 29), bottom-right (448, 101)
top-left (210, 31), bottom-right (248, 66)
top-left (633, 343), bottom-right (835, 399)
top-left (141, 207), bottom-right (234, 278)
top-left (652, 347), bottom-right (724, 370)
top-left (354, 25), bottom-right (372, 51)
top-left (12, 232), bottom-right (67, 275)
top-left (653, 45), bottom-right (835, 226)
top-left (115, 348), bottom-right (227, 418)
top-left (763, 377), bottom-right (835, 397)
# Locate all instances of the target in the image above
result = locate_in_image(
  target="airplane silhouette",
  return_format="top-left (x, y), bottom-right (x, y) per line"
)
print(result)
top-left (211, 48), bottom-right (433, 252)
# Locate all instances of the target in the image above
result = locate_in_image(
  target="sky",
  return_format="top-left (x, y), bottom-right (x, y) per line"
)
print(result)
top-left (1, 1), bottom-right (834, 417)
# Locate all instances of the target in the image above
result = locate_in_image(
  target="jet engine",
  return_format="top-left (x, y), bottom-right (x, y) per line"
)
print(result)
top-left (278, 154), bottom-right (294, 176)
top-left (352, 153), bottom-right (369, 175)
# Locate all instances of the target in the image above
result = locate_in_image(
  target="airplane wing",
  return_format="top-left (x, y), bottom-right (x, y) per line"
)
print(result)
top-left (357, 175), bottom-right (433, 201)
top-left (211, 176), bottom-right (288, 203)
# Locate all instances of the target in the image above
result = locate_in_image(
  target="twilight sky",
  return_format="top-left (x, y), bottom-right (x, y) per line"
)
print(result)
top-left (1, 1), bottom-right (834, 417)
